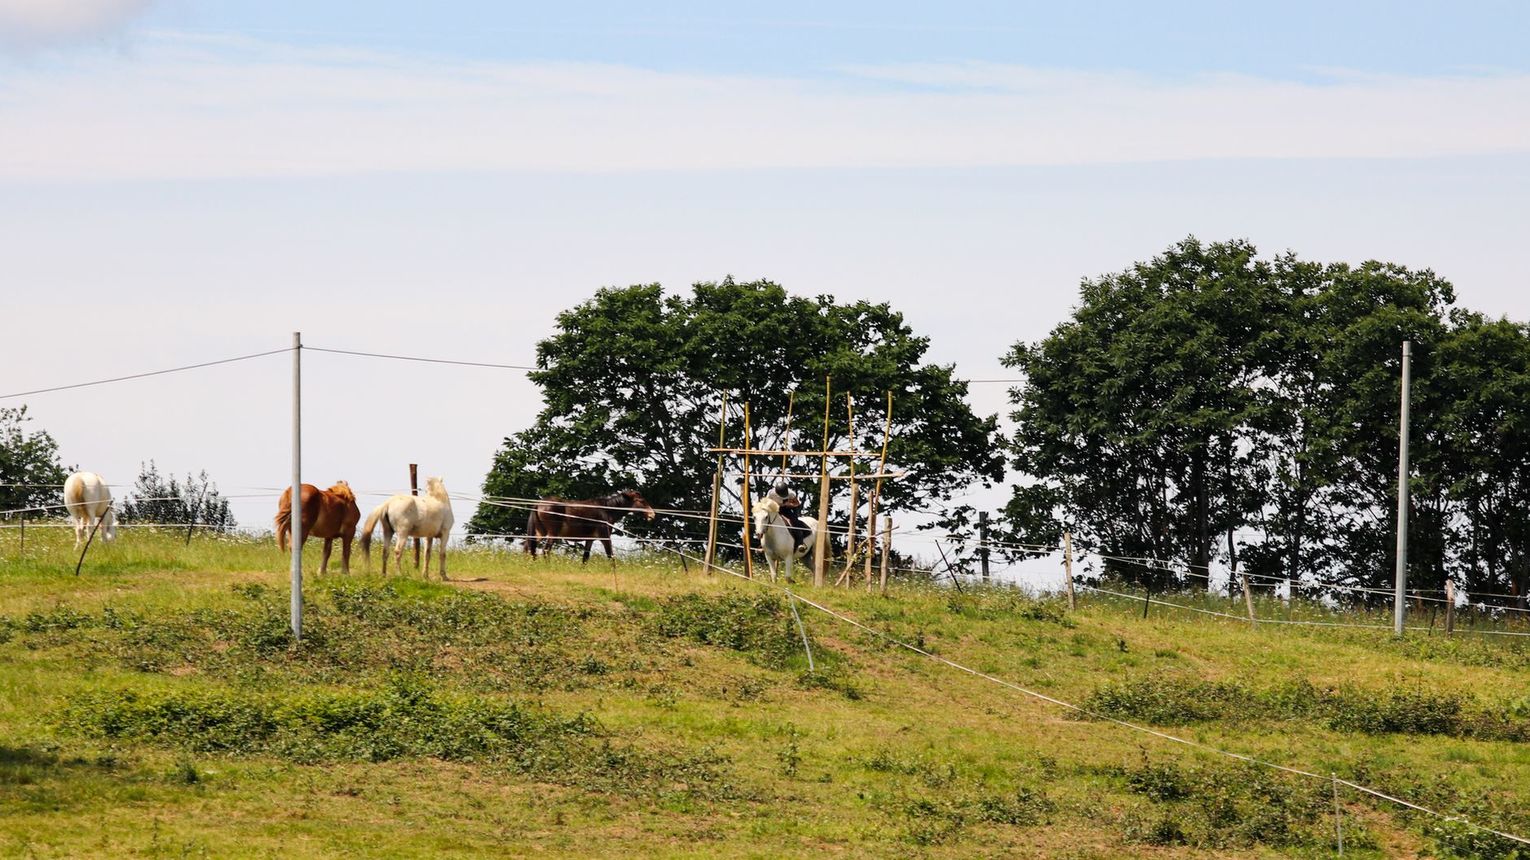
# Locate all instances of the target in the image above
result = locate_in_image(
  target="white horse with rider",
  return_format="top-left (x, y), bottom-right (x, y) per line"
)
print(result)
top-left (752, 482), bottom-right (820, 582)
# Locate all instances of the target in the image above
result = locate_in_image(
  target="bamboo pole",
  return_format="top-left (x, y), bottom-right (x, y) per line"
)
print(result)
top-left (842, 393), bottom-right (858, 583)
top-left (780, 391), bottom-right (794, 479)
top-left (703, 394), bottom-right (728, 572)
top-left (878, 515), bottom-right (892, 593)
top-left (813, 377), bottom-right (831, 587)
top-left (741, 402), bottom-right (755, 580)
top-left (864, 391), bottom-right (893, 588)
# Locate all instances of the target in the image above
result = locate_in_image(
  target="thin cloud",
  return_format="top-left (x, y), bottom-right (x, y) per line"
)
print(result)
top-left (0, 0), bottom-right (155, 49)
top-left (3, 33), bottom-right (1529, 181)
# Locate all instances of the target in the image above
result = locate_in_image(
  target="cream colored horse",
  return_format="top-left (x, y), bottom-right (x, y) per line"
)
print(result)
top-left (63, 471), bottom-right (116, 548)
top-left (359, 476), bottom-right (455, 579)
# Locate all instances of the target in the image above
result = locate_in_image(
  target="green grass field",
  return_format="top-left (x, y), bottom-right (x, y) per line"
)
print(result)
top-left (1, 526), bottom-right (1528, 858)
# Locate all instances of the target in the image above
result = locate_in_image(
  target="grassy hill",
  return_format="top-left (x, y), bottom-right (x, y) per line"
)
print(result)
top-left (1, 529), bottom-right (1528, 858)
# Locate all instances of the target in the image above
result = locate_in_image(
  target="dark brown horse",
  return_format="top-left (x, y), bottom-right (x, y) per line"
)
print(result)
top-left (275, 481), bottom-right (362, 574)
top-left (525, 489), bottom-right (656, 564)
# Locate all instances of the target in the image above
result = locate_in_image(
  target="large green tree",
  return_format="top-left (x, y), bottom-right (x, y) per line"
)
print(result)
top-left (470, 278), bottom-right (1005, 542)
top-left (1003, 238), bottom-right (1463, 595)
top-left (0, 406), bottom-right (70, 515)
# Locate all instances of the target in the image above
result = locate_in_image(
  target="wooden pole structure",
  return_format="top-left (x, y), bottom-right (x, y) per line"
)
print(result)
top-left (842, 393), bottom-right (858, 583)
top-left (864, 391), bottom-right (893, 589)
top-left (813, 377), bottom-right (831, 587)
top-left (1445, 579), bottom-right (1456, 635)
top-left (1241, 573), bottom-right (1257, 626)
top-left (741, 403), bottom-right (755, 580)
top-left (410, 463), bottom-right (421, 568)
top-left (703, 395), bottom-right (728, 572)
top-left (1063, 531), bottom-right (1076, 610)
top-left (879, 515), bottom-right (891, 593)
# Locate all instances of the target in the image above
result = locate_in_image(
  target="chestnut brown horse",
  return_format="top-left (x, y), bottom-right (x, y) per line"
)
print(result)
top-left (525, 489), bottom-right (656, 564)
top-left (275, 481), bottom-right (362, 574)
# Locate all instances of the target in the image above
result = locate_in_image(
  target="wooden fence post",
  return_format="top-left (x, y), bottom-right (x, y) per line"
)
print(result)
top-left (813, 377), bottom-right (830, 588)
top-left (18, 516), bottom-right (23, 558)
top-left (841, 394), bottom-right (857, 583)
top-left (703, 396), bottom-right (727, 573)
top-left (978, 511), bottom-right (990, 581)
top-left (879, 515), bottom-right (891, 593)
top-left (741, 403), bottom-right (754, 580)
top-left (1063, 531), bottom-right (1076, 611)
top-left (1445, 579), bottom-right (1455, 635)
top-left (1241, 573), bottom-right (1257, 626)
top-left (410, 464), bottom-right (421, 568)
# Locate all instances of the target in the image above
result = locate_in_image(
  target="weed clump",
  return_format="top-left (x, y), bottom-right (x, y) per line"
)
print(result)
top-left (66, 677), bottom-right (732, 798)
top-left (651, 593), bottom-right (806, 669)
top-left (1117, 758), bottom-right (1333, 850)
top-left (1085, 675), bottom-right (1530, 741)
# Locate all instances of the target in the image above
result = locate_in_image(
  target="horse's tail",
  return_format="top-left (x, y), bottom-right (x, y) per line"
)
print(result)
top-left (360, 502), bottom-right (389, 565)
top-left (275, 505), bottom-right (291, 552)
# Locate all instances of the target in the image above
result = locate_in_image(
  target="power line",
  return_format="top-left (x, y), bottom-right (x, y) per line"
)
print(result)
top-left (0, 349), bottom-right (290, 400)
top-left (306, 346), bottom-right (537, 371)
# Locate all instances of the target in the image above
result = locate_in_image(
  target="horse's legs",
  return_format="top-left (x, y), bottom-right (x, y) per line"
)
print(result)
top-left (783, 555), bottom-right (793, 583)
top-left (438, 534), bottom-right (448, 581)
top-left (341, 535), bottom-right (352, 575)
top-left (602, 536), bottom-right (614, 561)
top-left (73, 519), bottom-right (85, 549)
top-left (392, 535), bottom-right (407, 577)
top-left (581, 538), bottom-right (592, 565)
top-left (320, 538), bottom-right (333, 575)
top-left (422, 536), bottom-right (433, 578)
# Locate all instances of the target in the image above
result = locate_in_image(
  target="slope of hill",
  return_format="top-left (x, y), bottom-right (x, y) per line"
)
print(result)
top-left (1, 530), bottom-right (1527, 858)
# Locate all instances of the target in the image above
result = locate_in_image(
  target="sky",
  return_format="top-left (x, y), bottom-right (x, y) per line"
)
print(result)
top-left (3, 1), bottom-right (1529, 563)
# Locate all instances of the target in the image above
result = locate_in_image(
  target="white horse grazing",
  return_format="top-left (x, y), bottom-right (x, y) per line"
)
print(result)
top-left (753, 496), bottom-right (819, 582)
top-left (359, 476), bottom-right (455, 580)
top-left (63, 471), bottom-right (117, 548)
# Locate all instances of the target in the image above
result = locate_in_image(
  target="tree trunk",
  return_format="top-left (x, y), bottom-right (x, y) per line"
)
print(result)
top-left (1192, 448), bottom-right (1210, 588)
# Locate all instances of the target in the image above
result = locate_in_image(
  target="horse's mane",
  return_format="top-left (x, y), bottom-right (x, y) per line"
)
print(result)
top-left (327, 481), bottom-right (355, 502)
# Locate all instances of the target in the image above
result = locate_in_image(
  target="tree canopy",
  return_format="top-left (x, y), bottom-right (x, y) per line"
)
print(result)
top-left (1001, 237), bottom-right (1530, 599)
top-left (0, 406), bottom-right (70, 515)
top-left (470, 278), bottom-right (1004, 542)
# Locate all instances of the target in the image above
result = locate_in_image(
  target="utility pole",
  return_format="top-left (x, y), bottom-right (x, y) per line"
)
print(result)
top-left (1393, 340), bottom-right (1412, 637)
top-left (291, 332), bottom-right (303, 641)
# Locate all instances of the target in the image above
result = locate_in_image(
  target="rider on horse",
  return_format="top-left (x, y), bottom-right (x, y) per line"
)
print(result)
top-left (768, 483), bottom-right (813, 552)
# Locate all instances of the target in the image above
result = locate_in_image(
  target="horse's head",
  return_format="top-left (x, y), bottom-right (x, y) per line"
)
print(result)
top-left (101, 506), bottom-right (118, 543)
top-left (619, 489), bottom-right (656, 521)
top-left (755, 496), bottom-right (781, 517)
top-left (425, 476), bottom-right (448, 499)
top-left (329, 481), bottom-right (355, 502)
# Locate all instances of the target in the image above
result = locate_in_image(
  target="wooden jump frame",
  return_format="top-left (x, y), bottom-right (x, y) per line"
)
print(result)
top-left (702, 377), bottom-right (901, 590)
